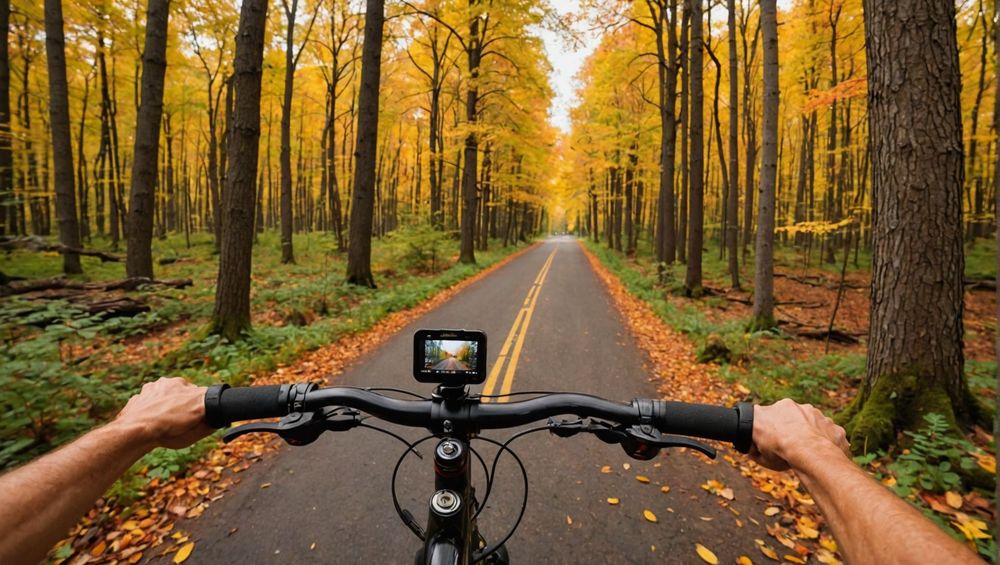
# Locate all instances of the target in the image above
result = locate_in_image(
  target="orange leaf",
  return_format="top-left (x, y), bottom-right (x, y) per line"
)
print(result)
top-left (90, 540), bottom-right (107, 557)
top-left (635, 475), bottom-right (650, 484)
top-left (660, 485), bottom-right (671, 494)
top-left (944, 491), bottom-right (963, 510)
top-left (784, 555), bottom-right (806, 564)
top-left (643, 509), bottom-right (658, 523)
top-left (600, 465), bottom-right (612, 474)
top-left (173, 542), bottom-right (195, 564)
top-left (607, 497), bottom-right (620, 505)
top-left (758, 544), bottom-right (779, 561)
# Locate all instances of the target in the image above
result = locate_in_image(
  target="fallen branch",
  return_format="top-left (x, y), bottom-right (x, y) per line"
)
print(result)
top-left (0, 236), bottom-right (123, 262)
top-left (795, 328), bottom-right (860, 345)
top-left (3, 277), bottom-right (192, 296)
top-left (964, 278), bottom-right (997, 292)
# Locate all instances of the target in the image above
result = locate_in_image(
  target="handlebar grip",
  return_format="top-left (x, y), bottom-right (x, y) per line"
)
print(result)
top-left (205, 384), bottom-right (289, 428)
top-left (652, 401), bottom-right (754, 453)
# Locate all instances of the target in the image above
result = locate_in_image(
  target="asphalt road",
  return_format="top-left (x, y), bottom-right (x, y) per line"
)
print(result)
top-left (165, 237), bottom-right (772, 564)
top-left (432, 357), bottom-right (470, 371)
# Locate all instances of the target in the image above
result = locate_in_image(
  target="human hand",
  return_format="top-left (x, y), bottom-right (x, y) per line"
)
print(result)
top-left (750, 399), bottom-right (850, 471)
top-left (115, 377), bottom-right (213, 449)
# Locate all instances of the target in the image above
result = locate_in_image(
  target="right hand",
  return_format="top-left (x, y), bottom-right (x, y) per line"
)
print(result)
top-left (750, 399), bottom-right (851, 471)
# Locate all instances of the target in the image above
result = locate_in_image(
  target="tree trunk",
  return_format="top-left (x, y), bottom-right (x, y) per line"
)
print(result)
top-left (993, 0), bottom-right (1000, 537)
top-left (750, 0), bottom-right (778, 330)
top-left (125, 0), bottom-right (170, 279)
top-left (211, 0), bottom-right (268, 341)
top-left (726, 0), bottom-right (740, 289)
top-left (43, 0), bottom-right (82, 274)
top-left (459, 0), bottom-right (482, 265)
top-left (345, 0), bottom-right (384, 287)
top-left (653, 0), bottom-right (677, 267)
top-left (279, 0), bottom-right (299, 264)
top-left (0, 0), bottom-right (12, 236)
top-left (844, 0), bottom-right (977, 451)
top-left (684, 0), bottom-right (704, 296)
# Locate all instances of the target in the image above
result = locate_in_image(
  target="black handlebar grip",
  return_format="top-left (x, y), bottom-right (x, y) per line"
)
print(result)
top-left (204, 384), bottom-right (289, 428)
top-left (652, 401), bottom-right (754, 453)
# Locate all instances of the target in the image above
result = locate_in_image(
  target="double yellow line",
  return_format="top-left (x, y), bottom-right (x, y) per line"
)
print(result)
top-left (480, 246), bottom-right (558, 402)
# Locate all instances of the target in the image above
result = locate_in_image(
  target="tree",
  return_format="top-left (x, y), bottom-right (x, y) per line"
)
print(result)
top-left (345, 0), bottom-right (385, 287)
top-left (0, 0), bottom-right (12, 236)
top-left (459, 0), bottom-right (484, 265)
top-left (211, 0), bottom-right (269, 340)
top-left (683, 0), bottom-right (704, 296)
top-left (749, 0), bottom-right (777, 330)
top-left (125, 0), bottom-right (171, 278)
top-left (278, 0), bottom-right (319, 264)
top-left (993, 0), bottom-right (1000, 536)
top-left (725, 0), bottom-right (739, 289)
top-left (43, 0), bottom-right (82, 274)
top-left (842, 0), bottom-right (980, 450)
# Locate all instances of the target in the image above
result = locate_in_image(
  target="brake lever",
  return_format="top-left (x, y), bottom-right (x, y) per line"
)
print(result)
top-left (223, 407), bottom-right (363, 446)
top-left (621, 425), bottom-right (717, 460)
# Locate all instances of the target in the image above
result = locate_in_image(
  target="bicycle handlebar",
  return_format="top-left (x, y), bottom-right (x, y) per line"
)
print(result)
top-left (204, 383), bottom-right (755, 453)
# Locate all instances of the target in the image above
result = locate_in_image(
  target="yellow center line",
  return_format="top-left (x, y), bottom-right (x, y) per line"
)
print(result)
top-left (480, 246), bottom-right (558, 402)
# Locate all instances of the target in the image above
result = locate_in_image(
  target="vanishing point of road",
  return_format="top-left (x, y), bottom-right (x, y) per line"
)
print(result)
top-left (160, 237), bottom-right (773, 564)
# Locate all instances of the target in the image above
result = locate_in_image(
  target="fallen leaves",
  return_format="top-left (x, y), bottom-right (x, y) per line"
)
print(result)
top-left (643, 509), bottom-right (658, 523)
top-left (566, 515), bottom-right (573, 525)
top-left (952, 513), bottom-right (992, 541)
top-left (635, 475), bottom-right (650, 484)
top-left (606, 497), bottom-right (620, 505)
top-left (701, 479), bottom-right (734, 501)
top-left (944, 491), bottom-right (963, 509)
top-left (764, 507), bottom-right (781, 517)
top-left (600, 465), bottom-right (612, 474)
top-left (695, 543), bottom-right (719, 564)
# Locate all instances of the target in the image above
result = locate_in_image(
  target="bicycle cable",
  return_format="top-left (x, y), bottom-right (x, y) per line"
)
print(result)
top-left (471, 433), bottom-right (536, 564)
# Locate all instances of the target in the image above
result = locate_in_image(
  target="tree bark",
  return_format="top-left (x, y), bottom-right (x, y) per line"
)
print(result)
top-left (43, 0), bottom-right (82, 274)
top-left (750, 0), bottom-right (778, 330)
top-left (459, 0), bottom-right (483, 265)
top-left (211, 0), bottom-right (268, 341)
top-left (125, 0), bottom-right (171, 279)
top-left (345, 0), bottom-right (385, 287)
top-left (844, 0), bottom-right (977, 451)
top-left (726, 0), bottom-right (740, 289)
top-left (684, 0), bottom-right (704, 296)
top-left (279, 0), bottom-right (299, 264)
top-left (0, 0), bottom-right (12, 236)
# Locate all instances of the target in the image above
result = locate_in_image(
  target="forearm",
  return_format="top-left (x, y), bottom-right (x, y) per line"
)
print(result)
top-left (0, 420), bottom-right (153, 565)
top-left (792, 443), bottom-right (981, 565)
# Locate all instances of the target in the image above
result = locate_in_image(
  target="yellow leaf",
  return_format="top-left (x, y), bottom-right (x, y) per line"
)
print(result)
top-left (944, 491), bottom-right (963, 510)
top-left (566, 515), bottom-right (573, 525)
top-left (819, 535), bottom-right (838, 553)
top-left (260, 483), bottom-right (272, 489)
top-left (695, 543), bottom-right (719, 564)
top-left (764, 507), bottom-right (780, 517)
top-left (173, 542), bottom-right (195, 564)
top-left (121, 520), bottom-right (139, 531)
top-left (607, 497), bottom-right (620, 505)
top-left (636, 475), bottom-right (651, 484)
top-left (600, 465), bottom-right (612, 474)
top-left (660, 485), bottom-right (671, 494)
top-left (309, 543), bottom-right (316, 550)
top-left (784, 555), bottom-right (806, 564)
top-left (129, 551), bottom-right (144, 564)
top-left (737, 556), bottom-right (753, 565)
top-left (719, 487), bottom-right (735, 500)
top-left (798, 525), bottom-right (819, 539)
top-left (952, 518), bottom-right (991, 540)
top-left (643, 509), bottom-right (658, 523)
top-left (973, 453), bottom-right (995, 473)
top-left (736, 383), bottom-right (751, 395)
top-left (758, 544), bottom-right (779, 561)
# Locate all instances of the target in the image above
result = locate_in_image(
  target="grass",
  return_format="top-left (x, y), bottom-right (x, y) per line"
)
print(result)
top-left (0, 228), bottom-right (527, 483)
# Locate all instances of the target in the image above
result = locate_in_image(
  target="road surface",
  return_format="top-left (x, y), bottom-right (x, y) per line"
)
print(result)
top-left (431, 357), bottom-right (470, 371)
top-left (162, 237), bottom-right (773, 564)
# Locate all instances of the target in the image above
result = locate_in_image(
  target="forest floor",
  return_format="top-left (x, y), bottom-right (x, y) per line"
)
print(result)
top-left (584, 236), bottom-right (998, 561)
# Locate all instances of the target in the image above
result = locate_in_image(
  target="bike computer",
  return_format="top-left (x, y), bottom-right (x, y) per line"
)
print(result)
top-left (413, 329), bottom-right (487, 385)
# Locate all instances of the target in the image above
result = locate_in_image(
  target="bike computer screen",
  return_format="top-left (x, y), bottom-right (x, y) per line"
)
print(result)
top-left (413, 329), bottom-right (487, 385)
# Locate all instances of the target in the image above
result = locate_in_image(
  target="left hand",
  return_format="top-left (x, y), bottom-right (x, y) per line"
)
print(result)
top-left (116, 377), bottom-right (213, 449)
